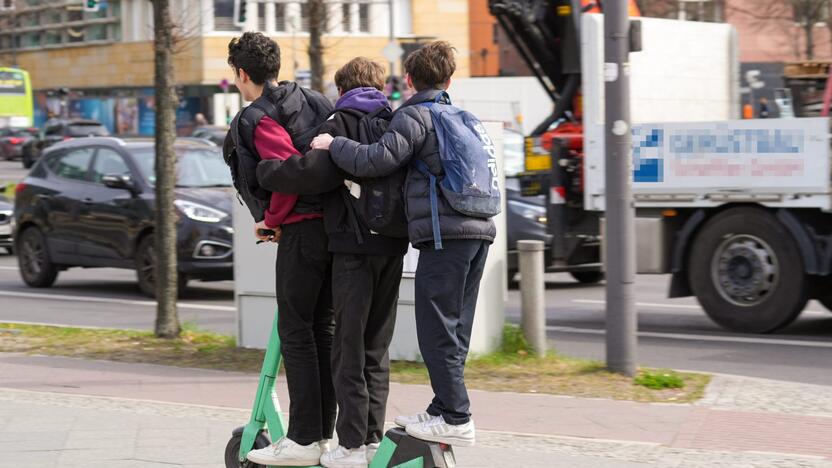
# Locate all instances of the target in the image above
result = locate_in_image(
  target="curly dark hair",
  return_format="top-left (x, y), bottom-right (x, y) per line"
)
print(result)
top-left (227, 32), bottom-right (281, 85)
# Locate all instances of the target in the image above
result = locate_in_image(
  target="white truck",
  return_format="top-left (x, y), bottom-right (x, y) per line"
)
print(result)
top-left (492, 0), bottom-right (832, 333)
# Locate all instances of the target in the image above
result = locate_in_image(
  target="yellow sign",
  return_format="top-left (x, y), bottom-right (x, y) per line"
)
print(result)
top-left (525, 137), bottom-right (552, 172)
top-left (557, 5), bottom-right (572, 16)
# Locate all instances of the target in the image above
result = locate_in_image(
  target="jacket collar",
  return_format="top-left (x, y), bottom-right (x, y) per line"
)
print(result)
top-left (401, 88), bottom-right (450, 108)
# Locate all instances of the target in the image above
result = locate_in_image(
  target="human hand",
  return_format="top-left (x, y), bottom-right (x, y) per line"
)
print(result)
top-left (310, 133), bottom-right (334, 150)
top-left (254, 220), bottom-right (281, 243)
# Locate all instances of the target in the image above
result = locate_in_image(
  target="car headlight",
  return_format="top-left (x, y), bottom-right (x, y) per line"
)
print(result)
top-left (0, 210), bottom-right (11, 225)
top-left (509, 200), bottom-right (547, 225)
top-left (173, 200), bottom-right (228, 223)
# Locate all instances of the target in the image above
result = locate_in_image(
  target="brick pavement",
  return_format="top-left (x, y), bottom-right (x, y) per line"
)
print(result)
top-left (1, 353), bottom-right (831, 467)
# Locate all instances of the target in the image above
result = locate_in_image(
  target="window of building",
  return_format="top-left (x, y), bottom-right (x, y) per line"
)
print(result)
top-left (342, 2), bottom-right (352, 32)
top-left (358, 2), bottom-right (369, 33)
top-left (0, 1), bottom-right (122, 50)
top-left (275, 3), bottom-right (286, 32)
top-left (300, 2), bottom-right (310, 32)
top-left (45, 30), bottom-right (62, 46)
top-left (214, 0), bottom-right (241, 32)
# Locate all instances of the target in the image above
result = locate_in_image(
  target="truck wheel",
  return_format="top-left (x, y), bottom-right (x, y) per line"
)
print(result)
top-left (689, 208), bottom-right (807, 333)
top-left (570, 271), bottom-right (604, 284)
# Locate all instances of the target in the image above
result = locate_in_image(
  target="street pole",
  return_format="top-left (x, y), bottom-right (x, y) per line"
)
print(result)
top-left (604, 0), bottom-right (637, 376)
top-left (388, 0), bottom-right (395, 75)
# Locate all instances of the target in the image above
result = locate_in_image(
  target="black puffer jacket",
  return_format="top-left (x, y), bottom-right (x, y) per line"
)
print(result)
top-left (329, 89), bottom-right (496, 248)
top-left (225, 81), bottom-right (332, 221)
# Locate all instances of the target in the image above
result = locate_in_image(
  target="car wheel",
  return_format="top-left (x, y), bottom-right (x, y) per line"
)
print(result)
top-left (688, 208), bottom-right (807, 333)
top-left (22, 148), bottom-right (33, 169)
top-left (570, 270), bottom-right (604, 284)
top-left (17, 227), bottom-right (59, 287)
top-left (135, 236), bottom-right (188, 298)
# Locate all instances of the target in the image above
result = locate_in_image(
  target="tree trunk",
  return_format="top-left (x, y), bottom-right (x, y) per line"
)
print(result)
top-left (308, 0), bottom-right (327, 92)
top-left (153, 0), bottom-right (181, 338)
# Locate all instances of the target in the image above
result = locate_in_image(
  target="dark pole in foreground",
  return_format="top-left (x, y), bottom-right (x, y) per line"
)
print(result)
top-left (604, 0), bottom-right (637, 376)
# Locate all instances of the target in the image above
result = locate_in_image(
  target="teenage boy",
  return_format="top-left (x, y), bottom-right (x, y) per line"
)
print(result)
top-left (225, 32), bottom-right (335, 466)
top-left (256, 57), bottom-right (408, 468)
top-left (310, 41), bottom-right (495, 447)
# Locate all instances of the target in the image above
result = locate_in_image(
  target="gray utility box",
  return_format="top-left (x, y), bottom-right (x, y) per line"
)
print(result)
top-left (233, 122), bottom-right (508, 360)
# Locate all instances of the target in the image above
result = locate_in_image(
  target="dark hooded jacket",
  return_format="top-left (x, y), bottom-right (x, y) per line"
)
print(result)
top-left (328, 88), bottom-right (496, 248)
top-left (256, 87), bottom-right (408, 256)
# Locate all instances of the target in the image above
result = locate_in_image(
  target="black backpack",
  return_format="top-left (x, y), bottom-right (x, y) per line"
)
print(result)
top-left (223, 83), bottom-right (333, 221)
top-left (336, 107), bottom-right (409, 240)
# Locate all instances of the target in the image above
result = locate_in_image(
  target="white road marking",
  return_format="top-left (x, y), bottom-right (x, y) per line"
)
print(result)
top-left (0, 290), bottom-right (235, 312)
top-left (547, 326), bottom-right (832, 348)
top-left (571, 299), bottom-right (828, 315)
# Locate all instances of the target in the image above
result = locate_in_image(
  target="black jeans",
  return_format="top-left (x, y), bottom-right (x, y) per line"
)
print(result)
top-left (415, 239), bottom-right (490, 425)
top-left (275, 218), bottom-right (336, 445)
top-left (331, 253), bottom-right (404, 449)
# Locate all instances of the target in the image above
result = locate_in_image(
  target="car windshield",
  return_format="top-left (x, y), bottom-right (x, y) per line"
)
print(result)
top-left (68, 123), bottom-right (109, 137)
top-left (1, 128), bottom-right (34, 137)
top-left (131, 146), bottom-right (232, 188)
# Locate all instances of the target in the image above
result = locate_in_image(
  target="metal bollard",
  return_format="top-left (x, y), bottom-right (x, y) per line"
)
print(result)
top-left (517, 240), bottom-right (546, 357)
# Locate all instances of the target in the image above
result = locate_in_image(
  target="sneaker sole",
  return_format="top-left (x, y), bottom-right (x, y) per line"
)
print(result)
top-left (403, 427), bottom-right (476, 448)
top-left (246, 454), bottom-right (322, 466)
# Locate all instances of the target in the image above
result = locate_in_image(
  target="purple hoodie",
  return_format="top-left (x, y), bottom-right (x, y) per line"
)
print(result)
top-left (335, 87), bottom-right (390, 114)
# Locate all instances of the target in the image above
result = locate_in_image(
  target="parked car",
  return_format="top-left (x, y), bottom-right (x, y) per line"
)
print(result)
top-left (0, 196), bottom-right (12, 254)
top-left (13, 137), bottom-right (234, 297)
top-left (190, 125), bottom-right (229, 146)
top-left (0, 127), bottom-right (37, 160)
top-left (21, 119), bottom-right (109, 169)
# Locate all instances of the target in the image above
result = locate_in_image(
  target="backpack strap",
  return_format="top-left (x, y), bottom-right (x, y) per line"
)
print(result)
top-left (413, 159), bottom-right (442, 250)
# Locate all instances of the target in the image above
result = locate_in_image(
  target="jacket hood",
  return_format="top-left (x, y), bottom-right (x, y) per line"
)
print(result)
top-left (336, 87), bottom-right (390, 114)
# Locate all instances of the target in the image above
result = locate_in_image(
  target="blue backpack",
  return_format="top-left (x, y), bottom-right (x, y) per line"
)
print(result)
top-left (415, 91), bottom-right (501, 250)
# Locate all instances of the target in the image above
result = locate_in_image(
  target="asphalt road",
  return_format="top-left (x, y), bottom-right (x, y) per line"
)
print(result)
top-left (0, 235), bottom-right (831, 385)
top-left (0, 158), bottom-right (29, 191)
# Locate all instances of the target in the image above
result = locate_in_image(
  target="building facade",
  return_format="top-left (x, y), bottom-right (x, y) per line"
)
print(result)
top-left (0, 0), bottom-right (472, 134)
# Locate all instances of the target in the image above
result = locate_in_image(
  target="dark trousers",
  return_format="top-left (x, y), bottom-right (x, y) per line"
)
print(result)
top-left (415, 239), bottom-right (490, 425)
top-left (331, 253), bottom-right (404, 449)
top-left (275, 219), bottom-right (336, 445)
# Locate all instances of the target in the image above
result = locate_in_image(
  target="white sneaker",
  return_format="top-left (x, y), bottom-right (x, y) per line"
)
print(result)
top-left (365, 442), bottom-right (380, 463)
top-left (320, 445), bottom-right (368, 468)
top-left (320, 439), bottom-right (332, 452)
top-left (246, 437), bottom-right (322, 466)
top-left (405, 415), bottom-right (476, 447)
top-left (394, 411), bottom-right (433, 428)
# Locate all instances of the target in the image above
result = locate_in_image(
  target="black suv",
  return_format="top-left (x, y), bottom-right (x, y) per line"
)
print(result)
top-left (21, 119), bottom-right (109, 169)
top-left (14, 137), bottom-right (234, 297)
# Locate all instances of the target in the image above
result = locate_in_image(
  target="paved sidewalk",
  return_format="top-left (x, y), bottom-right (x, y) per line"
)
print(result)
top-left (1, 353), bottom-right (831, 467)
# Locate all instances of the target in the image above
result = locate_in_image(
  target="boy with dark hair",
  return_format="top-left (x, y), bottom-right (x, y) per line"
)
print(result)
top-left (311, 41), bottom-right (495, 448)
top-left (256, 57), bottom-right (408, 468)
top-left (225, 32), bottom-right (335, 466)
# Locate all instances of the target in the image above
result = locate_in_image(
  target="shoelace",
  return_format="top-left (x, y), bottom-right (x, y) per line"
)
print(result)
top-left (270, 437), bottom-right (291, 454)
top-left (423, 415), bottom-right (446, 428)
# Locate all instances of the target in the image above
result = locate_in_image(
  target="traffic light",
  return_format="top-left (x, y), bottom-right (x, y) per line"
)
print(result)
top-left (83, 0), bottom-right (99, 12)
top-left (233, 0), bottom-right (246, 27)
top-left (386, 75), bottom-right (403, 101)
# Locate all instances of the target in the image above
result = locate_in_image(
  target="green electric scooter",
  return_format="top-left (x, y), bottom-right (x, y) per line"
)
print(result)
top-left (224, 310), bottom-right (457, 468)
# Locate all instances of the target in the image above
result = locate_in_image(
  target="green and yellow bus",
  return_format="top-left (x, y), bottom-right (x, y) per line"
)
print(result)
top-left (0, 67), bottom-right (34, 128)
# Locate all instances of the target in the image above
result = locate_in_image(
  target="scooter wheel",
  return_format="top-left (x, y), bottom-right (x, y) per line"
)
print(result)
top-left (224, 431), bottom-right (271, 468)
